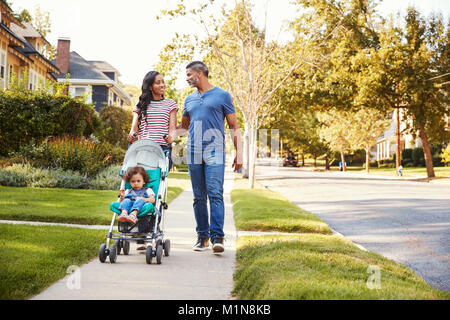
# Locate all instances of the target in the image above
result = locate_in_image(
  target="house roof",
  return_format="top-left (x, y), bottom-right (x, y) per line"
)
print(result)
top-left (15, 22), bottom-right (52, 47)
top-left (88, 60), bottom-right (121, 76)
top-left (51, 51), bottom-right (131, 105)
top-left (0, 22), bottom-right (26, 47)
top-left (9, 22), bottom-right (59, 73)
top-left (52, 51), bottom-right (112, 81)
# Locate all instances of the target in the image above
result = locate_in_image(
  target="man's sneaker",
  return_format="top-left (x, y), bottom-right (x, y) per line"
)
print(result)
top-left (193, 237), bottom-right (210, 251)
top-left (212, 237), bottom-right (224, 254)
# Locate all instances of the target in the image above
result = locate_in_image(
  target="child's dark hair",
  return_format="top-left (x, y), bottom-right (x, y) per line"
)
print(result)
top-left (125, 166), bottom-right (150, 184)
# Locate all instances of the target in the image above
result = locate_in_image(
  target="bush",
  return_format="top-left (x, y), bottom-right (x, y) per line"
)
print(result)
top-left (412, 147), bottom-right (425, 167)
top-left (0, 90), bottom-right (101, 156)
top-left (0, 163), bottom-right (88, 189)
top-left (88, 165), bottom-right (122, 190)
top-left (98, 106), bottom-right (133, 149)
top-left (0, 163), bottom-right (123, 190)
top-left (440, 145), bottom-right (450, 166)
top-left (10, 137), bottom-right (114, 177)
top-left (402, 148), bottom-right (413, 163)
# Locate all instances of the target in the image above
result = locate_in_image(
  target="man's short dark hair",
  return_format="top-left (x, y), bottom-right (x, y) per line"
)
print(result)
top-left (186, 61), bottom-right (209, 78)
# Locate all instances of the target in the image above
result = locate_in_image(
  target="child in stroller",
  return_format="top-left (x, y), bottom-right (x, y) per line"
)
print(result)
top-left (117, 166), bottom-right (155, 224)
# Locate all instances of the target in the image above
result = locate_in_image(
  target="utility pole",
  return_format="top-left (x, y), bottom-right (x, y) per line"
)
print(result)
top-left (396, 108), bottom-right (401, 170)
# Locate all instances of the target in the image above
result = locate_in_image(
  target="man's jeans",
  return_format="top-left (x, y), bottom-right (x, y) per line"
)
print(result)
top-left (188, 155), bottom-right (225, 241)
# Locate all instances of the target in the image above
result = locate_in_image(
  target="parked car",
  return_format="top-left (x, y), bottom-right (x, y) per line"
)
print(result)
top-left (283, 156), bottom-right (298, 167)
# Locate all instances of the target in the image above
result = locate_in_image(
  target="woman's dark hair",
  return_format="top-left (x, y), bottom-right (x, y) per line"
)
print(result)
top-left (136, 71), bottom-right (162, 125)
top-left (125, 166), bottom-right (150, 184)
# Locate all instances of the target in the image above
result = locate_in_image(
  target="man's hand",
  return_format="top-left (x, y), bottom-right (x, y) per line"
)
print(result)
top-left (164, 134), bottom-right (174, 144)
top-left (232, 156), bottom-right (242, 172)
top-left (225, 113), bottom-right (243, 172)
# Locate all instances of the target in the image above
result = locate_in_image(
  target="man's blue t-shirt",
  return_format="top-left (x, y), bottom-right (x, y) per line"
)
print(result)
top-left (183, 87), bottom-right (235, 160)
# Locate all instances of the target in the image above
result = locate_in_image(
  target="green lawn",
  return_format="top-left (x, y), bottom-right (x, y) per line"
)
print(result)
top-left (0, 224), bottom-right (105, 300)
top-left (231, 189), bottom-right (331, 234)
top-left (0, 186), bottom-right (183, 225)
top-left (329, 166), bottom-right (450, 178)
top-left (234, 235), bottom-right (450, 300)
top-left (169, 172), bottom-right (190, 180)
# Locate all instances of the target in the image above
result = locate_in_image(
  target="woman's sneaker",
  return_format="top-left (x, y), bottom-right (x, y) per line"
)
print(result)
top-left (212, 237), bottom-right (224, 254)
top-left (193, 237), bottom-right (209, 251)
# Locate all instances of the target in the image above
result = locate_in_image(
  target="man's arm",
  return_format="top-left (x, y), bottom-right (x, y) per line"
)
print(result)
top-left (225, 113), bottom-right (243, 172)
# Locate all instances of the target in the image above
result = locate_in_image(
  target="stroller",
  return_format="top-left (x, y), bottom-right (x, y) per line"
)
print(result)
top-left (99, 139), bottom-right (171, 264)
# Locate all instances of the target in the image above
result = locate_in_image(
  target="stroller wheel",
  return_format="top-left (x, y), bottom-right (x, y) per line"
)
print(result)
top-left (163, 239), bottom-right (170, 257)
top-left (109, 244), bottom-right (118, 263)
top-left (156, 244), bottom-right (163, 264)
top-left (117, 240), bottom-right (122, 255)
top-left (99, 244), bottom-right (107, 263)
top-left (123, 240), bottom-right (130, 255)
top-left (146, 245), bottom-right (153, 264)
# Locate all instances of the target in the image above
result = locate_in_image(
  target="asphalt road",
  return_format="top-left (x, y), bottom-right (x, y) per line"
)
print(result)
top-left (255, 166), bottom-right (450, 292)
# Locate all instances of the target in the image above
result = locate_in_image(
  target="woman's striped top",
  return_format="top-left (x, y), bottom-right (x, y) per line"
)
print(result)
top-left (133, 99), bottom-right (178, 146)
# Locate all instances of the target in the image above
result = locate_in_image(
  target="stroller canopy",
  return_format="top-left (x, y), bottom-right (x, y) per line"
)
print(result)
top-left (122, 139), bottom-right (167, 173)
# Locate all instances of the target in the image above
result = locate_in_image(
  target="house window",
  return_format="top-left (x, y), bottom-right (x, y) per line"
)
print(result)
top-left (75, 87), bottom-right (86, 97)
top-left (0, 49), bottom-right (6, 89)
top-left (29, 69), bottom-right (38, 90)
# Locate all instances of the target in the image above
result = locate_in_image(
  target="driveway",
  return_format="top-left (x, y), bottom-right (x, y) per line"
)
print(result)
top-left (256, 166), bottom-right (450, 292)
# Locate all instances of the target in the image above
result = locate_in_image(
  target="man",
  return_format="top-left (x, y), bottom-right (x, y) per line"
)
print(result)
top-left (178, 61), bottom-right (242, 254)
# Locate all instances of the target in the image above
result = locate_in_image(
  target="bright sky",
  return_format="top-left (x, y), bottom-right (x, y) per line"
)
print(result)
top-left (10, 0), bottom-right (450, 88)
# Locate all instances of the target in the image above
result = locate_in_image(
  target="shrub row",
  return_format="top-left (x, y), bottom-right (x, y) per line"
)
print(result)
top-left (401, 146), bottom-right (443, 167)
top-left (9, 136), bottom-right (125, 177)
top-left (0, 90), bottom-right (132, 158)
top-left (0, 163), bottom-right (122, 190)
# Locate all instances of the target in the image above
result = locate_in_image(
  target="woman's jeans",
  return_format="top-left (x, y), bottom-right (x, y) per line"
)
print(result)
top-left (188, 154), bottom-right (225, 241)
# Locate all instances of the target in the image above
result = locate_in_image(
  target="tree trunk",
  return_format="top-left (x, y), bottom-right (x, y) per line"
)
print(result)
top-left (340, 149), bottom-right (346, 172)
top-left (248, 125), bottom-right (258, 189)
top-left (418, 123), bottom-right (435, 178)
top-left (242, 122), bottom-right (250, 178)
top-left (314, 156), bottom-right (317, 168)
top-left (325, 153), bottom-right (330, 171)
top-left (366, 144), bottom-right (370, 174)
top-left (302, 154), bottom-right (305, 167)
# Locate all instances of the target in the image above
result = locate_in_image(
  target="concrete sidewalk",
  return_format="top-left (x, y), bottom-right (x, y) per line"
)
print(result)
top-left (32, 169), bottom-right (237, 300)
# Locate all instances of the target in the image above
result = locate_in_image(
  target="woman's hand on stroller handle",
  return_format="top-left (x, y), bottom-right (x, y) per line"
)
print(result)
top-left (127, 132), bottom-right (138, 143)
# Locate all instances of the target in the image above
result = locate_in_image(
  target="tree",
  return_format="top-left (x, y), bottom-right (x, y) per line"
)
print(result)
top-left (33, 7), bottom-right (51, 38)
top-left (348, 108), bottom-right (391, 172)
top-left (16, 9), bottom-right (32, 23)
top-left (355, 9), bottom-right (450, 177)
top-left (158, 0), bottom-right (329, 188)
top-left (317, 110), bottom-right (354, 171)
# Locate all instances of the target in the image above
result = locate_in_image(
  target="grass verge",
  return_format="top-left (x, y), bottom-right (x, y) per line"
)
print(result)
top-left (231, 188), bottom-right (331, 234)
top-left (0, 185), bottom-right (183, 225)
top-left (329, 166), bottom-right (450, 178)
top-left (233, 235), bottom-right (450, 300)
top-left (0, 224), bottom-right (105, 300)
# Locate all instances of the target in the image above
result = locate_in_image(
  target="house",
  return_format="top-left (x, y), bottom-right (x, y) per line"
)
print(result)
top-left (0, 0), bottom-right (59, 89)
top-left (52, 38), bottom-right (131, 111)
top-left (370, 109), bottom-right (423, 161)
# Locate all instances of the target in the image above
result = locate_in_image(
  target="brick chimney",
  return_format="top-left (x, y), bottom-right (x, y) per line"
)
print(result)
top-left (56, 37), bottom-right (71, 75)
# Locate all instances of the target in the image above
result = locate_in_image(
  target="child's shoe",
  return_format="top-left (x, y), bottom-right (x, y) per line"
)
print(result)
top-left (117, 211), bottom-right (128, 222)
top-left (127, 211), bottom-right (138, 224)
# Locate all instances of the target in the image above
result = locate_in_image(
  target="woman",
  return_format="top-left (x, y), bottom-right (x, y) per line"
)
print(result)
top-left (128, 71), bottom-right (178, 171)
